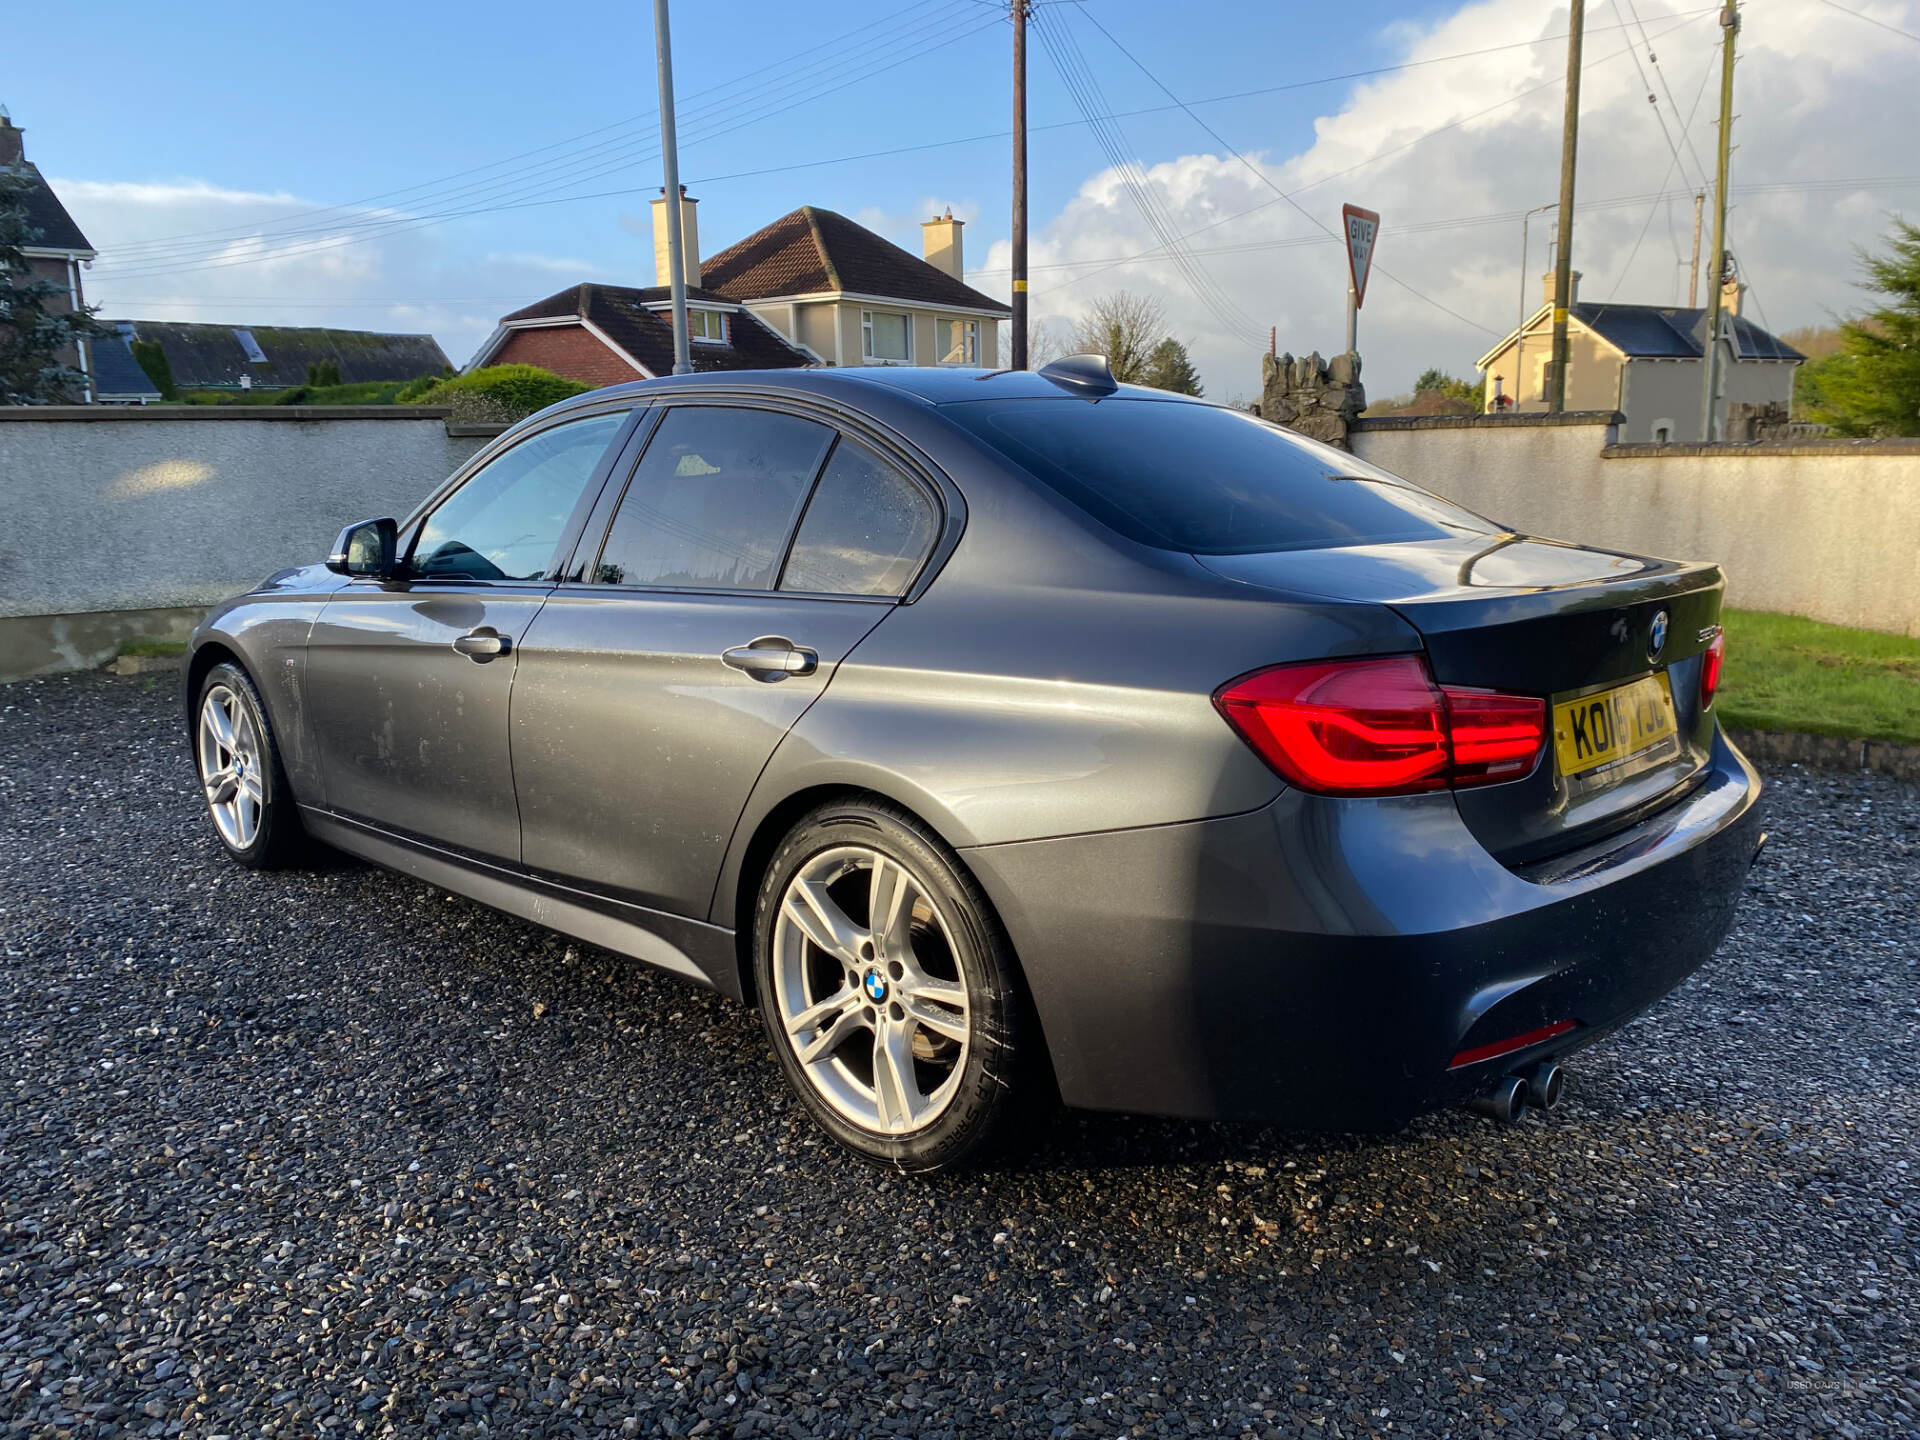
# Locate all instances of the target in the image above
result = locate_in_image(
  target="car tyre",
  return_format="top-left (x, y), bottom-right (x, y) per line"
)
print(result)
top-left (753, 798), bottom-right (1028, 1175)
top-left (194, 661), bottom-right (304, 869)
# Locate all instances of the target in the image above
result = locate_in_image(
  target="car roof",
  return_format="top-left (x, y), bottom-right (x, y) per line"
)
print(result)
top-left (540, 365), bottom-right (1207, 415)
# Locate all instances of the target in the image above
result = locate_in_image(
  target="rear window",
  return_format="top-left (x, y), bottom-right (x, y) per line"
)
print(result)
top-left (941, 397), bottom-right (1499, 554)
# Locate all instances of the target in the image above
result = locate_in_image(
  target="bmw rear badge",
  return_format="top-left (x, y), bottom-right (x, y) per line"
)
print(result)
top-left (1648, 610), bottom-right (1670, 660)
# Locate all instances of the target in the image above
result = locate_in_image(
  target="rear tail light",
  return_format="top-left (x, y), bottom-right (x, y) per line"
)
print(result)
top-left (1214, 654), bottom-right (1545, 797)
top-left (1700, 625), bottom-right (1725, 709)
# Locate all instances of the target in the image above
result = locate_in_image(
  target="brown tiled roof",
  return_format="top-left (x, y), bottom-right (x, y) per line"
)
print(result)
top-left (700, 206), bottom-right (1008, 314)
top-left (501, 284), bottom-right (811, 375)
top-left (5, 161), bottom-right (93, 253)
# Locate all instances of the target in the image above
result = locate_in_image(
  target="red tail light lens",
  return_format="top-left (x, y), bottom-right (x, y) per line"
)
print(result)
top-left (1214, 655), bottom-right (1545, 797)
top-left (1700, 626), bottom-right (1725, 709)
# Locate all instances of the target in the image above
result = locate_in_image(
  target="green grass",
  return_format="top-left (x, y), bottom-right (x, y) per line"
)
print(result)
top-left (1719, 608), bottom-right (1920, 745)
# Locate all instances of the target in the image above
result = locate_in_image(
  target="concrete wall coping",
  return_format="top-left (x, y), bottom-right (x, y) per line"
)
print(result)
top-left (0, 405), bottom-right (454, 422)
top-left (1603, 438), bottom-right (1920, 459)
top-left (1353, 410), bottom-right (1622, 432)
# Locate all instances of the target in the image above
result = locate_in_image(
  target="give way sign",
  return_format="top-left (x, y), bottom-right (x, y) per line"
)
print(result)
top-left (1342, 204), bottom-right (1381, 308)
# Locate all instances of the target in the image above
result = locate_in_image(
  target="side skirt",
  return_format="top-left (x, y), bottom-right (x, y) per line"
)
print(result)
top-left (300, 807), bottom-right (744, 999)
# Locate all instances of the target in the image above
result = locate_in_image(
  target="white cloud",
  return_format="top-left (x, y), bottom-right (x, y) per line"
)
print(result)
top-left (56, 178), bottom-right (620, 367)
top-left (978, 0), bottom-right (1920, 399)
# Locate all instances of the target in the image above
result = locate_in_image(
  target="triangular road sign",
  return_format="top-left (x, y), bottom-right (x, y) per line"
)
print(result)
top-left (1342, 204), bottom-right (1380, 308)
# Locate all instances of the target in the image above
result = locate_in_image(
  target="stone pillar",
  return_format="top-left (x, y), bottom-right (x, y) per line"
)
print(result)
top-left (1254, 350), bottom-right (1367, 449)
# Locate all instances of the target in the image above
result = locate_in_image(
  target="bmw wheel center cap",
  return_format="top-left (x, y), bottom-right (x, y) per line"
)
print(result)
top-left (863, 969), bottom-right (889, 1002)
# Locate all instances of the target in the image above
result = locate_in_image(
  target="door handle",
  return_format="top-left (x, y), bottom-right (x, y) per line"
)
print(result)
top-left (452, 627), bottom-right (510, 661)
top-left (721, 636), bottom-right (818, 681)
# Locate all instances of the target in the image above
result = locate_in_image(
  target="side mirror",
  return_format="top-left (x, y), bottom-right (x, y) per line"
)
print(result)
top-left (326, 517), bottom-right (399, 578)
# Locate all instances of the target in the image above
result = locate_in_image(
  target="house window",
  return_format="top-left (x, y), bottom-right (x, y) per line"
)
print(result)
top-left (935, 317), bottom-right (979, 366)
top-left (862, 310), bottom-right (911, 363)
top-left (689, 309), bottom-right (728, 344)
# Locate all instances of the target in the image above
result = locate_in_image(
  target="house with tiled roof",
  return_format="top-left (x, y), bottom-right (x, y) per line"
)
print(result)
top-left (1477, 272), bottom-right (1802, 443)
top-left (111, 320), bottom-right (450, 394)
top-left (473, 191), bottom-right (1008, 382)
top-left (2, 105), bottom-right (100, 400)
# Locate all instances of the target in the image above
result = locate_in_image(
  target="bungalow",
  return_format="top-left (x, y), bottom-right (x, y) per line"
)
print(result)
top-left (110, 321), bottom-right (452, 393)
top-left (472, 192), bottom-right (1010, 381)
top-left (1477, 272), bottom-right (1802, 443)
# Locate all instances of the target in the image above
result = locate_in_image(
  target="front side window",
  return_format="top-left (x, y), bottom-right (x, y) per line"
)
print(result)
top-left (942, 398), bottom-right (1499, 555)
top-left (935, 317), bottom-right (979, 365)
top-left (862, 309), bottom-right (911, 363)
top-left (593, 406), bottom-right (831, 590)
top-left (782, 440), bottom-right (938, 597)
top-left (411, 411), bottom-right (625, 580)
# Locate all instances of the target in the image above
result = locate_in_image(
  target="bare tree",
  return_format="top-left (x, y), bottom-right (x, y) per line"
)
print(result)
top-left (1070, 290), bottom-right (1166, 383)
top-left (1001, 318), bottom-right (1071, 370)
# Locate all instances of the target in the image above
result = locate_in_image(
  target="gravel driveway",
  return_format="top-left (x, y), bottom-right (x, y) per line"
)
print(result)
top-left (2, 672), bottom-right (1914, 1439)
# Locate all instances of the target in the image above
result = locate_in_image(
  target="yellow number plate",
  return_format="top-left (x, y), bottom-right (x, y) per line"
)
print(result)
top-left (1553, 672), bottom-right (1677, 778)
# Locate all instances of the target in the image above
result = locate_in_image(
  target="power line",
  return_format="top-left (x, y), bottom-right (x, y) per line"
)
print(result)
top-left (93, 4), bottom-right (1004, 278)
top-left (103, 173), bottom-right (1920, 315)
top-left (1819, 0), bottom-right (1920, 45)
top-left (1070, 0), bottom-right (1506, 336)
top-left (1624, 0), bottom-right (1714, 187)
top-left (95, 0), bottom-right (965, 259)
top-left (1607, 27), bottom-right (1719, 299)
top-left (1029, 5), bottom-right (1268, 345)
top-left (1010, 5), bottom-right (1719, 312)
top-left (87, 5), bottom-right (1720, 280)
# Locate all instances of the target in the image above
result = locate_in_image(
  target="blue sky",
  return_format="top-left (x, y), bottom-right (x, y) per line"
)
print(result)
top-left (12, 0), bottom-right (1919, 395)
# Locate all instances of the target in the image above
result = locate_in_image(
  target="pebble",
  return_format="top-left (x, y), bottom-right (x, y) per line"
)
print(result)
top-left (0, 673), bottom-right (1915, 1437)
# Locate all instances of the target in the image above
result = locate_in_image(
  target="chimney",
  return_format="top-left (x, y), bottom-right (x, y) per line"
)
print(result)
top-left (0, 105), bottom-right (23, 167)
top-left (921, 209), bottom-right (964, 281)
top-left (1720, 276), bottom-right (1744, 317)
top-left (650, 187), bottom-right (701, 289)
top-left (1541, 270), bottom-right (1582, 307)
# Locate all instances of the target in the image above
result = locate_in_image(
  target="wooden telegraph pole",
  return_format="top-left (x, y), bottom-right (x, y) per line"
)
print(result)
top-left (1547, 0), bottom-right (1585, 413)
top-left (1699, 2), bottom-right (1740, 441)
top-left (1010, 0), bottom-right (1029, 370)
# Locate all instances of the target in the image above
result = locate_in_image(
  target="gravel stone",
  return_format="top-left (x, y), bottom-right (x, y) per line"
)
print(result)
top-left (2, 672), bottom-right (1915, 1437)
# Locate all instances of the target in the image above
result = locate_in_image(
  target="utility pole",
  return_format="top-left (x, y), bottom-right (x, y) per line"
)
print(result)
top-left (653, 0), bottom-right (692, 375)
top-left (1010, 0), bottom-right (1029, 370)
top-left (1688, 190), bottom-right (1704, 307)
top-left (1699, 1), bottom-right (1739, 442)
top-left (1547, 0), bottom-right (1584, 414)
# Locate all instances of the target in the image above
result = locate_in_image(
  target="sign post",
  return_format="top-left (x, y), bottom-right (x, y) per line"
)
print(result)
top-left (1341, 204), bottom-right (1380, 356)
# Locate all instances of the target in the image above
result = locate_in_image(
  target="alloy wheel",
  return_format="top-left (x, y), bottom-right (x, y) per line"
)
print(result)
top-left (198, 683), bottom-right (265, 850)
top-left (771, 845), bottom-right (972, 1135)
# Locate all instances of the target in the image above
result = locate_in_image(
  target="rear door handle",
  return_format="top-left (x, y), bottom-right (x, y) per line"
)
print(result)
top-left (721, 636), bottom-right (818, 681)
top-left (452, 627), bottom-right (510, 661)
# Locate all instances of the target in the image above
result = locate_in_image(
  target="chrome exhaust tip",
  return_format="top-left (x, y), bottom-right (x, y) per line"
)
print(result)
top-left (1466, 1074), bottom-right (1530, 1124)
top-left (1520, 1060), bottom-right (1565, 1110)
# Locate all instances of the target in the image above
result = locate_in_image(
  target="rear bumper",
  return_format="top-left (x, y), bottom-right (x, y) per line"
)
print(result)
top-left (962, 727), bottom-right (1763, 1129)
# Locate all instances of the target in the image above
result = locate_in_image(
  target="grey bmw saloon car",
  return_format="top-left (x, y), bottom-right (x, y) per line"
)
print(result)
top-left (185, 358), bottom-right (1762, 1173)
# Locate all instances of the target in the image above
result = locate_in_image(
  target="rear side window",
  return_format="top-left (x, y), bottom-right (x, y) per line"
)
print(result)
top-left (941, 398), bottom-right (1499, 554)
top-left (781, 440), bottom-right (938, 597)
top-left (412, 411), bottom-right (625, 580)
top-left (594, 406), bottom-right (832, 589)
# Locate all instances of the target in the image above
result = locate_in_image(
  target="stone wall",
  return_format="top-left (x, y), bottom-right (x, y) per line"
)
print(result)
top-left (1253, 350), bottom-right (1366, 449)
top-left (1350, 412), bottom-right (1920, 636)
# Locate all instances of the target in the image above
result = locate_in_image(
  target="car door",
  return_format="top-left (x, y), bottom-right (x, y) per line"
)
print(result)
top-left (511, 401), bottom-right (945, 918)
top-left (306, 407), bottom-right (633, 861)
